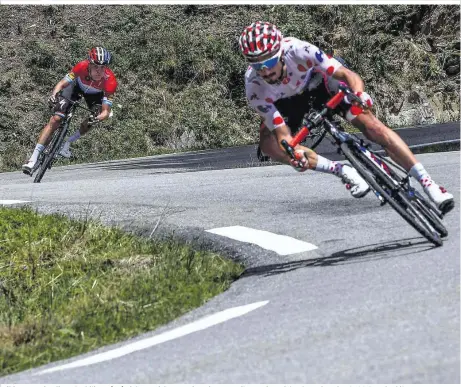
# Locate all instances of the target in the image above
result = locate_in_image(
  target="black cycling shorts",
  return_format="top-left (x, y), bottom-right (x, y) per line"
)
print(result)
top-left (52, 83), bottom-right (102, 117)
top-left (268, 69), bottom-right (352, 135)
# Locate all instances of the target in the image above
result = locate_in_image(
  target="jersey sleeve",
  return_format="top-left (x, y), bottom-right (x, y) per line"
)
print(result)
top-left (64, 61), bottom-right (87, 83)
top-left (292, 40), bottom-right (343, 77)
top-left (102, 71), bottom-right (117, 106)
top-left (104, 77), bottom-right (117, 95)
top-left (246, 81), bottom-right (286, 131)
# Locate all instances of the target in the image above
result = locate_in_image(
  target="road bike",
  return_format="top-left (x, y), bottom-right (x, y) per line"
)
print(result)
top-left (31, 96), bottom-right (100, 183)
top-left (281, 84), bottom-right (448, 247)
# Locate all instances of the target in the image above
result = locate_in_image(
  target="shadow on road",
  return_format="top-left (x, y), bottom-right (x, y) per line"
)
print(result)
top-left (241, 237), bottom-right (437, 278)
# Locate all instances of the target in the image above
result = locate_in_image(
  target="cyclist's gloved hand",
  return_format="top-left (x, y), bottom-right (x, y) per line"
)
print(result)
top-left (290, 149), bottom-right (309, 172)
top-left (345, 91), bottom-right (373, 108)
top-left (48, 93), bottom-right (58, 107)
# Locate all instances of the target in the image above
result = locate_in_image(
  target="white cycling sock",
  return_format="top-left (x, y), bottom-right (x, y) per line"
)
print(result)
top-left (314, 155), bottom-right (344, 176)
top-left (409, 162), bottom-right (433, 188)
top-left (30, 144), bottom-right (45, 162)
top-left (68, 130), bottom-right (81, 143)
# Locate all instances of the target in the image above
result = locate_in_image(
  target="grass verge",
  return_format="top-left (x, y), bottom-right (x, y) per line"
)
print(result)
top-left (0, 206), bottom-right (244, 377)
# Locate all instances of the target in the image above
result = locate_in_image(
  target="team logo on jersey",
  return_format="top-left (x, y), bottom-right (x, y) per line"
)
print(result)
top-left (250, 93), bottom-right (259, 100)
top-left (257, 105), bottom-right (272, 113)
top-left (304, 45), bottom-right (311, 53)
top-left (315, 51), bottom-right (324, 62)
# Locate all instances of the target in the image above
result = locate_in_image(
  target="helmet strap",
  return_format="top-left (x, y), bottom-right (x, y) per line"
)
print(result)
top-left (276, 56), bottom-right (287, 83)
top-left (88, 64), bottom-right (95, 81)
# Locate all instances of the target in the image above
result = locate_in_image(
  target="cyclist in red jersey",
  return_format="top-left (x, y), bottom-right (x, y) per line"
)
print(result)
top-left (22, 46), bottom-right (118, 175)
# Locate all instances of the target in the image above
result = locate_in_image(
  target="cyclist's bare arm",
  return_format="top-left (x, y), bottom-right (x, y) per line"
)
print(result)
top-left (52, 79), bottom-right (71, 97)
top-left (332, 66), bottom-right (364, 94)
top-left (274, 124), bottom-right (318, 168)
top-left (273, 124), bottom-right (293, 160)
top-left (96, 93), bottom-right (114, 120)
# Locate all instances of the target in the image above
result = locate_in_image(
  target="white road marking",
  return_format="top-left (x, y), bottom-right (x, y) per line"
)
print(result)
top-left (36, 300), bottom-right (269, 375)
top-left (0, 200), bottom-right (30, 205)
top-left (206, 225), bottom-right (318, 255)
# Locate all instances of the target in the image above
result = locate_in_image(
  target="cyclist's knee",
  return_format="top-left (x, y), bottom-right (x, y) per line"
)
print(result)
top-left (50, 114), bottom-right (63, 124)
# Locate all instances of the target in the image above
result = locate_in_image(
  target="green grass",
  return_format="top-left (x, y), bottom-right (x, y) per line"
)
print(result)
top-left (0, 206), bottom-right (244, 376)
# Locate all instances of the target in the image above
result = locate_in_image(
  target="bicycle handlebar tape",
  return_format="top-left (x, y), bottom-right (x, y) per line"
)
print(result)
top-left (292, 126), bottom-right (310, 147)
top-left (326, 91), bottom-right (345, 109)
top-left (345, 105), bottom-right (364, 122)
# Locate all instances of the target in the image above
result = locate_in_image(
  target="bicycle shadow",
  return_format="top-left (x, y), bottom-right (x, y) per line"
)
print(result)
top-left (241, 237), bottom-right (436, 278)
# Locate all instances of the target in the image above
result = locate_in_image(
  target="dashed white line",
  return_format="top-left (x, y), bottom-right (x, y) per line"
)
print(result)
top-left (36, 300), bottom-right (269, 375)
top-left (206, 225), bottom-right (318, 255)
top-left (0, 200), bottom-right (30, 205)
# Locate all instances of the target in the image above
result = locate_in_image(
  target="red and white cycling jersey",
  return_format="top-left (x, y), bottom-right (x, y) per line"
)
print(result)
top-left (245, 37), bottom-right (343, 131)
top-left (64, 60), bottom-right (118, 106)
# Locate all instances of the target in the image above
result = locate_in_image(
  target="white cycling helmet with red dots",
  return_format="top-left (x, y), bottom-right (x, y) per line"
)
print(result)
top-left (239, 21), bottom-right (283, 60)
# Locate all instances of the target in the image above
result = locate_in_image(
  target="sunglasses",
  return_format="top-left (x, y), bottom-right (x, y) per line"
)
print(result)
top-left (90, 63), bottom-right (106, 70)
top-left (250, 55), bottom-right (280, 71)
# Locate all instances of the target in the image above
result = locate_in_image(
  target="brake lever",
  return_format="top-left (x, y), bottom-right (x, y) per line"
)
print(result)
top-left (280, 140), bottom-right (303, 168)
top-left (338, 84), bottom-right (368, 110)
top-left (348, 92), bottom-right (367, 109)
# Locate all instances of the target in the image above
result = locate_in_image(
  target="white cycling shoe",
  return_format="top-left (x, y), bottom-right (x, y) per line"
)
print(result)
top-left (59, 141), bottom-right (72, 158)
top-left (341, 165), bottom-right (370, 198)
top-left (22, 159), bottom-right (37, 175)
top-left (424, 183), bottom-right (455, 214)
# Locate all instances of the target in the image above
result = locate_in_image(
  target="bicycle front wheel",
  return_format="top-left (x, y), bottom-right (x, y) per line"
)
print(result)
top-left (33, 148), bottom-right (55, 183)
top-left (340, 142), bottom-right (443, 247)
top-left (34, 125), bottom-right (68, 183)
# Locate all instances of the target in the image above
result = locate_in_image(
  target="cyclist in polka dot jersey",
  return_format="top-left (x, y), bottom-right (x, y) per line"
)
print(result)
top-left (240, 21), bottom-right (454, 213)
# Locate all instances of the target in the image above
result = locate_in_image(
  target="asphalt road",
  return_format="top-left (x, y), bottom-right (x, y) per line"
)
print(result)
top-left (0, 123), bottom-right (459, 383)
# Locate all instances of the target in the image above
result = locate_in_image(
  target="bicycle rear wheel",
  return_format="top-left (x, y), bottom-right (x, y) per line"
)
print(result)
top-left (370, 152), bottom-right (448, 238)
top-left (412, 194), bottom-right (448, 237)
top-left (340, 142), bottom-right (443, 246)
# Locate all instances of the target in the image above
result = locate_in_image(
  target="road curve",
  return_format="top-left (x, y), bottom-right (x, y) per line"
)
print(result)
top-left (0, 124), bottom-right (459, 383)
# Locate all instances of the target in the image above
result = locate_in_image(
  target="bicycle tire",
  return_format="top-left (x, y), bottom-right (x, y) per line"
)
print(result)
top-left (340, 142), bottom-right (442, 246)
top-left (370, 152), bottom-right (448, 237)
top-left (33, 123), bottom-right (68, 183)
top-left (33, 144), bottom-right (57, 183)
top-left (412, 196), bottom-right (448, 237)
